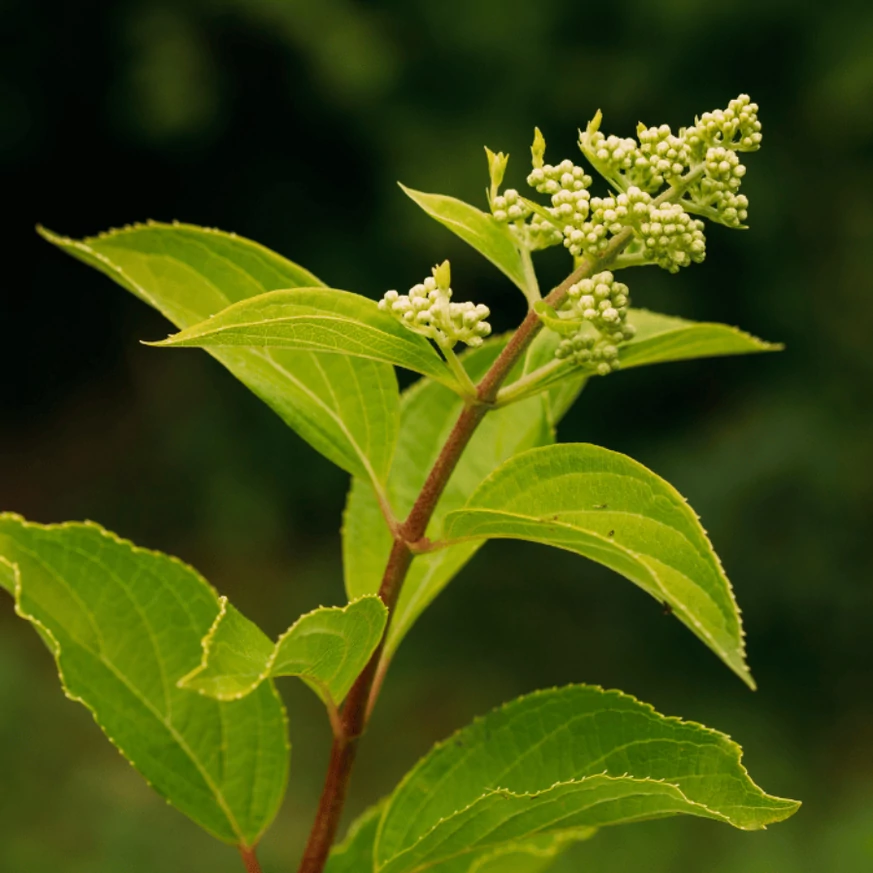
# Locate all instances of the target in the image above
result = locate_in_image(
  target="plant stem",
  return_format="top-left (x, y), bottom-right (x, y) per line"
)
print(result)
top-left (296, 541), bottom-right (413, 873)
top-left (297, 217), bottom-right (654, 873)
top-left (239, 846), bottom-right (263, 873)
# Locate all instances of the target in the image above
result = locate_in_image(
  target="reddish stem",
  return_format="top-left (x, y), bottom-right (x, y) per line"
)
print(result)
top-left (239, 845), bottom-right (263, 873)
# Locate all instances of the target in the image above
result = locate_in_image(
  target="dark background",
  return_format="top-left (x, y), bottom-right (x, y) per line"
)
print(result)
top-left (2, 1), bottom-right (872, 870)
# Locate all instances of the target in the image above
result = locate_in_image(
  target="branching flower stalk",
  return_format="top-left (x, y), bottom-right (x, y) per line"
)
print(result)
top-left (298, 96), bottom-right (763, 873)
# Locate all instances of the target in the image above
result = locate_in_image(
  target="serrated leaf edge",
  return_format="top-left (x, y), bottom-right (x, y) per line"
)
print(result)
top-left (40, 220), bottom-right (325, 288)
top-left (179, 595), bottom-right (387, 709)
top-left (374, 684), bottom-right (800, 871)
top-left (443, 443), bottom-right (753, 687)
top-left (0, 512), bottom-right (290, 848)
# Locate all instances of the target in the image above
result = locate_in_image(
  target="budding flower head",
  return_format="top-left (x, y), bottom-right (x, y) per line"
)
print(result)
top-left (486, 95), bottom-right (761, 270)
top-left (379, 261), bottom-right (492, 350)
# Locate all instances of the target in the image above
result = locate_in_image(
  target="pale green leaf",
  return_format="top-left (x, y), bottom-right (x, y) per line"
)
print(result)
top-left (522, 308), bottom-right (778, 414)
top-left (399, 185), bottom-right (535, 299)
top-left (444, 444), bottom-right (752, 686)
top-left (152, 288), bottom-right (457, 389)
top-left (39, 223), bottom-right (399, 486)
top-left (375, 686), bottom-right (800, 873)
top-left (0, 514), bottom-right (289, 847)
top-left (343, 340), bottom-right (553, 658)
top-left (179, 595), bottom-right (387, 708)
top-left (621, 309), bottom-right (781, 369)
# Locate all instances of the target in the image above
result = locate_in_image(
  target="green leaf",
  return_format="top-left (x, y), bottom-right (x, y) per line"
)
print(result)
top-left (325, 802), bottom-right (386, 873)
top-left (621, 309), bottom-right (781, 370)
top-left (39, 223), bottom-right (399, 486)
top-left (343, 340), bottom-right (553, 658)
top-left (152, 287), bottom-right (458, 390)
top-left (326, 802), bottom-right (590, 873)
top-left (444, 443), bottom-right (753, 686)
top-left (179, 595), bottom-right (388, 709)
top-left (375, 686), bottom-right (800, 873)
top-left (0, 514), bottom-right (289, 847)
top-left (399, 185), bottom-right (536, 300)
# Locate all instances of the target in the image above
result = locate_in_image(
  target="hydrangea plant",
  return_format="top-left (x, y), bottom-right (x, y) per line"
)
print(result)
top-left (3, 95), bottom-right (799, 873)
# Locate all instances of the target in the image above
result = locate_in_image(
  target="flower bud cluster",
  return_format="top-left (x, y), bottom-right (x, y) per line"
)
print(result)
top-left (561, 186), bottom-right (649, 257)
top-left (484, 95), bottom-right (760, 269)
top-left (638, 201), bottom-right (706, 272)
top-left (686, 95), bottom-right (762, 155)
top-left (490, 158), bottom-right (592, 250)
top-left (552, 272), bottom-right (636, 375)
top-left (555, 333), bottom-right (622, 376)
top-left (635, 124), bottom-right (691, 191)
top-left (490, 188), bottom-right (531, 224)
top-left (379, 261), bottom-right (492, 349)
top-left (561, 186), bottom-right (703, 272)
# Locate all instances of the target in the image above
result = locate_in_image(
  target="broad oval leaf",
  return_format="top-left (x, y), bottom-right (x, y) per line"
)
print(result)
top-left (0, 514), bottom-right (289, 847)
top-left (39, 223), bottom-right (399, 486)
top-left (400, 185), bottom-right (536, 300)
top-left (179, 595), bottom-right (387, 708)
top-left (375, 686), bottom-right (799, 873)
top-left (343, 340), bottom-right (553, 658)
top-left (621, 309), bottom-right (780, 369)
top-left (444, 443), bottom-right (753, 686)
top-left (153, 288), bottom-right (458, 389)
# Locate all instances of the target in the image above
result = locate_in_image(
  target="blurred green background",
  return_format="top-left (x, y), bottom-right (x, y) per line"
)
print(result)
top-left (2, 0), bottom-right (872, 870)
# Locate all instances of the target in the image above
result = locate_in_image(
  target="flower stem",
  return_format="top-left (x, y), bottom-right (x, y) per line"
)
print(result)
top-left (441, 344), bottom-right (480, 400)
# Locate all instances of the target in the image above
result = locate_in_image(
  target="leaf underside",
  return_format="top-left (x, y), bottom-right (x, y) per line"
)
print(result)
top-left (179, 595), bottom-right (388, 708)
top-left (374, 685), bottom-right (799, 873)
top-left (39, 222), bottom-right (400, 486)
top-left (0, 514), bottom-right (289, 847)
top-left (444, 443), bottom-right (753, 686)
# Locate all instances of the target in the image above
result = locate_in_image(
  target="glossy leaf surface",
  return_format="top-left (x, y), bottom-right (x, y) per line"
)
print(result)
top-left (445, 444), bottom-right (753, 685)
